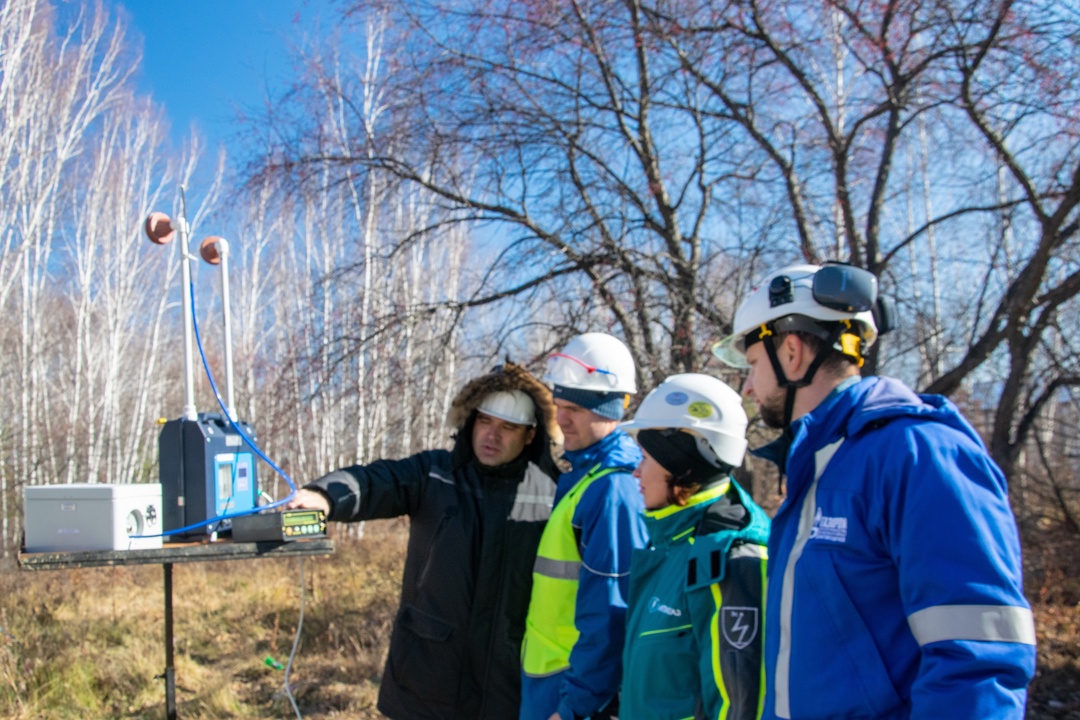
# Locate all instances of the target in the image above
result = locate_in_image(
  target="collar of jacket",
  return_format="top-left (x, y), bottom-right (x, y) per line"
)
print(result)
top-left (642, 478), bottom-right (730, 547)
top-left (750, 426), bottom-right (794, 477)
top-left (780, 375), bottom-right (973, 501)
top-left (779, 375), bottom-right (865, 495)
top-left (562, 428), bottom-right (640, 475)
top-left (790, 375), bottom-right (944, 458)
top-left (750, 374), bottom-right (862, 475)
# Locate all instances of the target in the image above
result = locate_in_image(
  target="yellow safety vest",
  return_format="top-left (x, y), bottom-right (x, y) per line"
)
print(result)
top-left (521, 464), bottom-right (618, 677)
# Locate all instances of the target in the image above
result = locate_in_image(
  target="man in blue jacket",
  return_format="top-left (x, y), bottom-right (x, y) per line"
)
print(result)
top-left (713, 262), bottom-right (1036, 719)
top-left (520, 332), bottom-right (648, 720)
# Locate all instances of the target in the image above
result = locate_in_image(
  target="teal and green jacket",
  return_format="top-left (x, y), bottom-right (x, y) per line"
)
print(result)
top-left (621, 477), bottom-right (769, 720)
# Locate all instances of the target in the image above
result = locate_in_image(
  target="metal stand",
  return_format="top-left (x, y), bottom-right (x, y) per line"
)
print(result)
top-left (20, 538), bottom-right (334, 719)
top-left (164, 562), bottom-right (176, 720)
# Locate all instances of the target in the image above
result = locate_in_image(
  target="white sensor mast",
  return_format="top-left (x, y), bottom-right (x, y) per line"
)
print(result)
top-left (200, 236), bottom-right (237, 421)
top-left (144, 194), bottom-right (198, 421)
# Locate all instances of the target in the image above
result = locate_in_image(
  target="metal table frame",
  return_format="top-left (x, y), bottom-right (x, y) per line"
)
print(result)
top-left (19, 539), bottom-right (334, 719)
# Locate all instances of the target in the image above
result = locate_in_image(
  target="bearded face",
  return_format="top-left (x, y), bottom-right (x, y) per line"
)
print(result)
top-left (743, 341), bottom-right (788, 428)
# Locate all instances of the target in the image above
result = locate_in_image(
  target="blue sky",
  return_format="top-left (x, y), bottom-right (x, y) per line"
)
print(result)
top-left (122, 0), bottom-right (330, 150)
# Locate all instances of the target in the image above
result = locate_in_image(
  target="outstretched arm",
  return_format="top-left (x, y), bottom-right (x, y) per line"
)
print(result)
top-left (288, 452), bottom-right (439, 523)
top-left (285, 488), bottom-right (330, 514)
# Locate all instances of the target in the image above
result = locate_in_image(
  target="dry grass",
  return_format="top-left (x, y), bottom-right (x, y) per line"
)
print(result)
top-left (1, 519), bottom-right (407, 720)
top-left (1, 516), bottom-right (1078, 719)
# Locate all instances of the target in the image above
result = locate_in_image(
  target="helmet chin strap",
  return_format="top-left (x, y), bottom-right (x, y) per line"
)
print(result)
top-left (753, 323), bottom-right (855, 494)
top-left (760, 324), bottom-right (848, 428)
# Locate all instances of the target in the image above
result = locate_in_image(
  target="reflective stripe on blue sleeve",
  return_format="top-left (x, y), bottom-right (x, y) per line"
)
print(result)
top-left (907, 604), bottom-right (1036, 646)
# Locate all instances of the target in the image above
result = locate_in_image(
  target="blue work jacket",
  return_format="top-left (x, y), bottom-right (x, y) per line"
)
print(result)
top-left (520, 429), bottom-right (647, 720)
top-left (762, 376), bottom-right (1036, 720)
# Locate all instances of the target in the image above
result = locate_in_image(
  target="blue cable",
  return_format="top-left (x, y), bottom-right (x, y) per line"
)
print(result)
top-left (189, 275), bottom-right (299, 498)
top-left (135, 277), bottom-right (300, 538)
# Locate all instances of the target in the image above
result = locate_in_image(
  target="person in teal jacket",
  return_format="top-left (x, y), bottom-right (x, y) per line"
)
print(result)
top-left (620, 373), bottom-right (769, 720)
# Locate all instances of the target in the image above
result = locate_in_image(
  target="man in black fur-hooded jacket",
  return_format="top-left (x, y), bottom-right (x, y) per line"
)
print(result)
top-left (287, 362), bottom-right (561, 720)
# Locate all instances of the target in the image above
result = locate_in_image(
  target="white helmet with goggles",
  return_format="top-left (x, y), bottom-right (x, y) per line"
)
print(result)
top-left (621, 373), bottom-right (748, 469)
top-left (545, 332), bottom-right (637, 394)
top-left (713, 263), bottom-right (879, 369)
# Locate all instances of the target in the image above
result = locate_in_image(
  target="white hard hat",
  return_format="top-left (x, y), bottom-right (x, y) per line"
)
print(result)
top-left (713, 263), bottom-right (878, 369)
top-left (621, 373), bottom-right (748, 469)
top-left (545, 332), bottom-right (637, 394)
top-left (477, 390), bottom-right (536, 426)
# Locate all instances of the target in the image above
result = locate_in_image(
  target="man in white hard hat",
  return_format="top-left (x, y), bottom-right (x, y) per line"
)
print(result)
top-left (519, 333), bottom-right (648, 720)
top-left (287, 362), bottom-right (561, 720)
top-left (713, 262), bottom-right (1036, 720)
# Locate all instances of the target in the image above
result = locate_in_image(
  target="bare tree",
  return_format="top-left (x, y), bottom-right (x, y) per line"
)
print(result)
top-left (243, 12), bottom-right (475, 475)
top-left (246, 0), bottom-right (1080, 497)
top-left (642, 0), bottom-right (1080, 480)
top-left (0, 0), bottom-right (154, 552)
top-left (0, 0), bottom-right (234, 556)
top-left (57, 92), bottom-right (174, 488)
top-left (928, 0), bottom-right (1080, 481)
top-left (252, 0), bottom-right (772, 388)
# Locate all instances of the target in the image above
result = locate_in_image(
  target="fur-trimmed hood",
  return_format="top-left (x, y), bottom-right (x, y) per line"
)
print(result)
top-left (448, 361), bottom-right (562, 446)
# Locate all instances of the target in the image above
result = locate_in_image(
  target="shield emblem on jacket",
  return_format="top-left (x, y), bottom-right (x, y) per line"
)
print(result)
top-left (721, 606), bottom-right (759, 650)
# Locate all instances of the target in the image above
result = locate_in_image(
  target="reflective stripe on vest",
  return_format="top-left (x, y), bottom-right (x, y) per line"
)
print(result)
top-left (522, 464), bottom-right (619, 677)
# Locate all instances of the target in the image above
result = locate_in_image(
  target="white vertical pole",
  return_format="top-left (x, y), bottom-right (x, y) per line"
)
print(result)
top-left (217, 238), bottom-right (237, 421)
top-left (176, 214), bottom-right (198, 421)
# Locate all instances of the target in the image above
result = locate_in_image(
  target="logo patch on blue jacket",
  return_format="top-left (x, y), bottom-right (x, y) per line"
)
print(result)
top-left (809, 506), bottom-right (848, 543)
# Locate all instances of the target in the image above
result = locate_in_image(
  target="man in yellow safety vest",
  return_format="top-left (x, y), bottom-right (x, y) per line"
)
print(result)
top-left (520, 333), bottom-right (648, 720)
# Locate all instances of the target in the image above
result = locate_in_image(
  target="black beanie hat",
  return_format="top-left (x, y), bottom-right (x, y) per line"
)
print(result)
top-left (637, 428), bottom-right (727, 488)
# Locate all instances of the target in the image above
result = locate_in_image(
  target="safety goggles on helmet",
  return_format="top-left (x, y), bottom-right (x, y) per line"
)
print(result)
top-left (547, 352), bottom-right (620, 389)
top-left (764, 263), bottom-right (878, 318)
top-left (712, 263), bottom-right (881, 369)
top-left (809, 263), bottom-right (878, 312)
top-left (544, 333), bottom-right (638, 394)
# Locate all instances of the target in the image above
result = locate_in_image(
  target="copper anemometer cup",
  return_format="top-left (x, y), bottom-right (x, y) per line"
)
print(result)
top-left (199, 236), bottom-right (223, 265)
top-left (144, 212), bottom-right (175, 245)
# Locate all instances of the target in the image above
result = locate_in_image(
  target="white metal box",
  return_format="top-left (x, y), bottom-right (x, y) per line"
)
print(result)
top-left (23, 483), bottom-right (164, 552)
